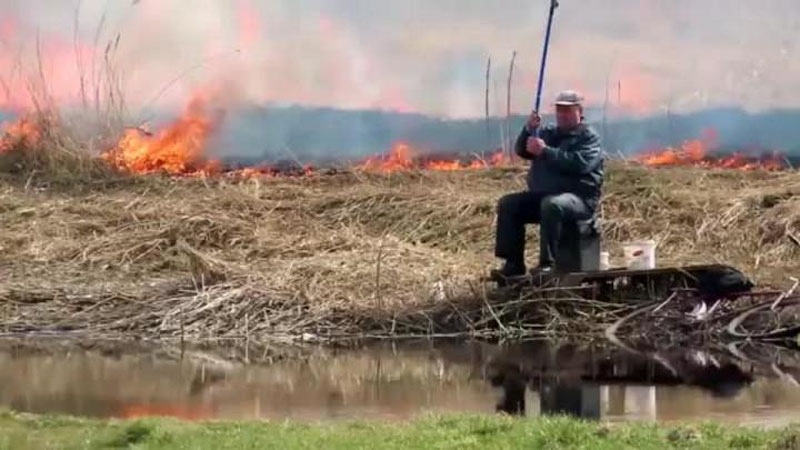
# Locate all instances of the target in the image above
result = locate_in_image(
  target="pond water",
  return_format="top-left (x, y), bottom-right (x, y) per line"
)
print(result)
top-left (2, 338), bottom-right (800, 426)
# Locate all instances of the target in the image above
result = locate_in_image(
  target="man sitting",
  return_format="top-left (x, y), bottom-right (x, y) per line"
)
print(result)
top-left (493, 90), bottom-right (605, 278)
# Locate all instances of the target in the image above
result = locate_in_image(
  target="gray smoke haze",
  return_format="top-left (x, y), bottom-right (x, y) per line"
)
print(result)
top-left (2, 0), bottom-right (799, 117)
top-left (1, 1), bottom-right (799, 161)
top-left (208, 106), bottom-right (800, 164)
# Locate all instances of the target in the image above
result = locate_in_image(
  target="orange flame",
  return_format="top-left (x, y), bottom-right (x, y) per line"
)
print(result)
top-left (119, 403), bottom-right (214, 421)
top-left (426, 159), bottom-right (463, 171)
top-left (636, 129), bottom-right (787, 171)
top-left (360, 142), bottom-right (416, 172)
top-left (102, 94), bottom-right (221, 175)
top-left (358, 142), bottom-right (510, 173)
top-left (0, 115), bottom-right (43, 154)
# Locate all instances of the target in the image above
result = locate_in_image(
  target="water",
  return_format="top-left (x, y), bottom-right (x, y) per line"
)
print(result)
top-left (2, 338), bottom-right (800, 426)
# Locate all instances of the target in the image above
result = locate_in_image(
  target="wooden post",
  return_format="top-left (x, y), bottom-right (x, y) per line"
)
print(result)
top-left (506, 51), bottom-right (517, 159)
top-left (485, 57), bottom-right (492, 154)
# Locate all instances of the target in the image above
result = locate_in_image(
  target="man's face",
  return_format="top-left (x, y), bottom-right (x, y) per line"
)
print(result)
top-left (555, 104), bottom-right (582, 130)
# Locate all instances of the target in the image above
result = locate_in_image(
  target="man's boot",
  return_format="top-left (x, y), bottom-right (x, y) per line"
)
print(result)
top-left (490, 259), bottom-right (527, 284)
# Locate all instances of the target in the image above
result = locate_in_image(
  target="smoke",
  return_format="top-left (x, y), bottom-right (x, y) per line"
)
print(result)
top-left (2, 0), bottom-right (799, 118)
top-left (1, 0), bottom-right (800, 163)
top-left (198, 105), bottom-right (800, 165)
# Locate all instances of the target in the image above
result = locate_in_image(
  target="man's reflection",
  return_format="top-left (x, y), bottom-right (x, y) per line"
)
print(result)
top-left (489, 361), bottom-right (526, 415)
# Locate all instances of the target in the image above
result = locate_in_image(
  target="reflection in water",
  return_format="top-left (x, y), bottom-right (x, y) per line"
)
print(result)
top-left (1, 339), bottom-right (799, 425)
top-left (487, 343), bottom-right (761, 420)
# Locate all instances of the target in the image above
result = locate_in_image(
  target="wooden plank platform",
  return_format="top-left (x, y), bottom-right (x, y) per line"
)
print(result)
top-left (558, 264), bottom-right (733, 284)
top-left (492, 264), bottom-right (754, 302)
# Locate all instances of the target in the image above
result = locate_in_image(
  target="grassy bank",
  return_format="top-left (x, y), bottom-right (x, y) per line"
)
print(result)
top-left (1, 158), bottom-right (799, 340)
top-left (2, 411), bottom-right (799, 450)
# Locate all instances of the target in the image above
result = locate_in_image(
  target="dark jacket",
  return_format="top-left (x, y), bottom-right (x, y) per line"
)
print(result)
top-left (514, 123), bottom-right (605, 210)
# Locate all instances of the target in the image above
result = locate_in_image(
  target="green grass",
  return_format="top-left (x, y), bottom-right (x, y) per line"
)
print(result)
top-left (1, 410), bottom-right (800, 450)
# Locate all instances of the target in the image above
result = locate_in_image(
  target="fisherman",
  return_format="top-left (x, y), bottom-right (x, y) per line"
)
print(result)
top-left (492, 90), bottom-right (604, 278)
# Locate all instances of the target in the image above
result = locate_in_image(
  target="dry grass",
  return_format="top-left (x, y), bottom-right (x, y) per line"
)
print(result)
top-left (0, 156), bottom-right (799, 341)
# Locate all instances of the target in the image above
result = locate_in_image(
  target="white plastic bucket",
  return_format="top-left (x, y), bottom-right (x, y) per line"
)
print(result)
top-left (599, 252), bottom-right (610, 271)
top-left (622, 240), bottom-right (656, 270)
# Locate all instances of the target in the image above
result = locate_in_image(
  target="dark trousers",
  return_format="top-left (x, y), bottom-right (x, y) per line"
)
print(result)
top-left (495, 192), bottom-right (592, 267)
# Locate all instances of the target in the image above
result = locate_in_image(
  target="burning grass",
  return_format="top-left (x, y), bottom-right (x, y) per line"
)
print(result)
top-left (0, 114), bottom-right (115, 184)
top-left (635, 129), bottom-right (790, 171)
top-left (1, 159), bottom-right (799, 341)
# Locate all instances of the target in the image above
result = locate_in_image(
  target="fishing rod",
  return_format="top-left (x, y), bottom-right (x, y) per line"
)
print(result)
top-left (533, 0), bottom-right (559, 137)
